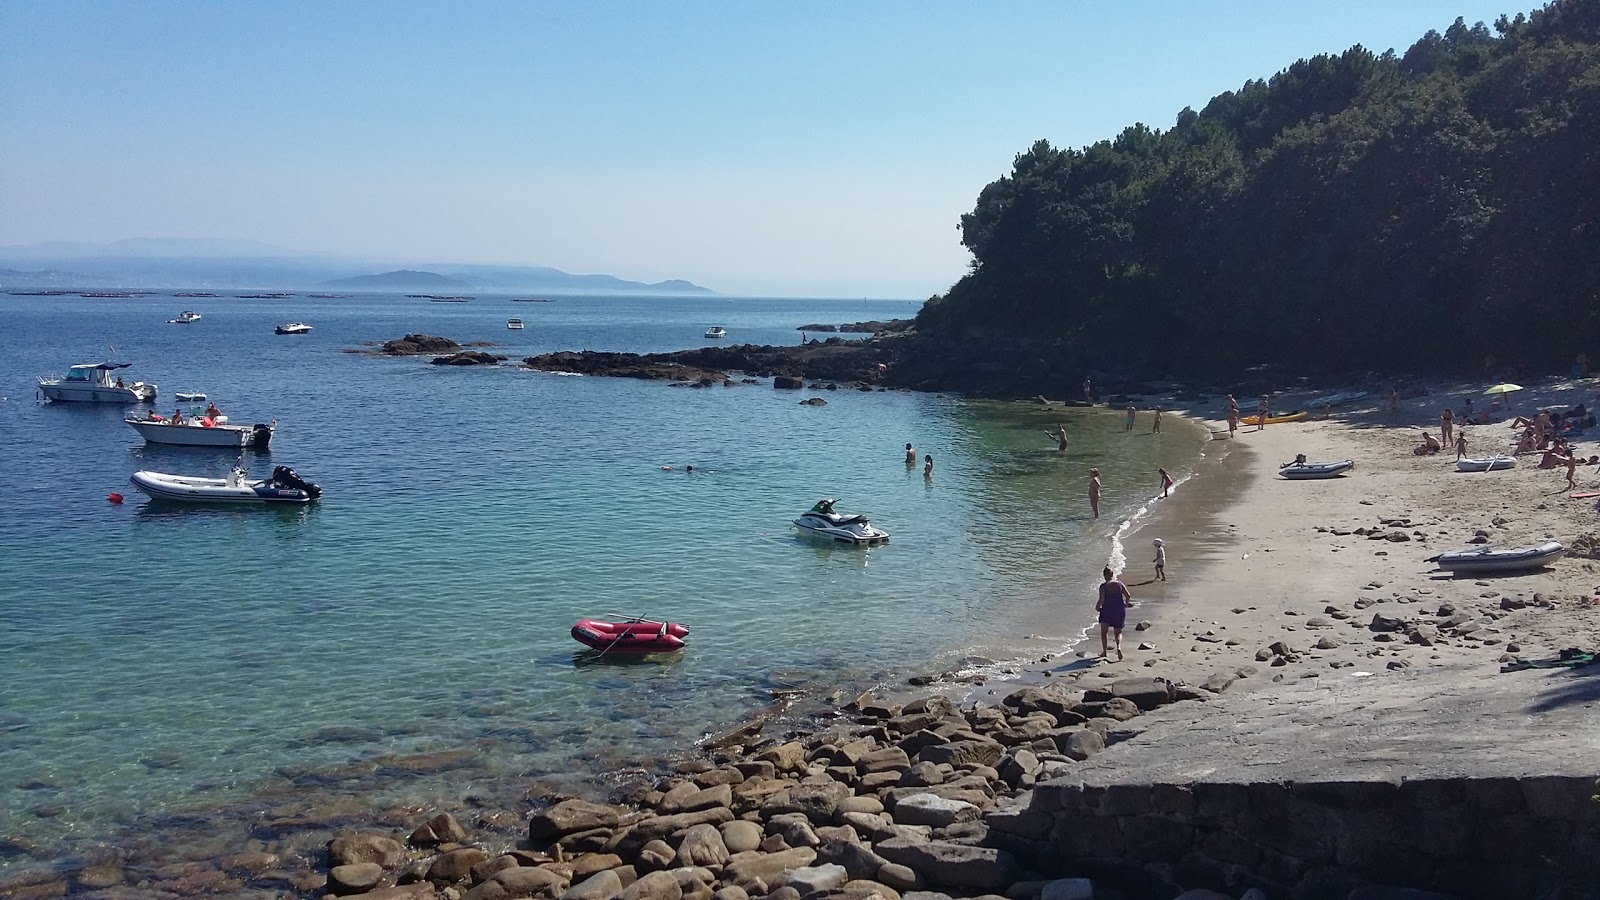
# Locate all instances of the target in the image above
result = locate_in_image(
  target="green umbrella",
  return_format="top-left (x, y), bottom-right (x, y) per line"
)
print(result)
top-left (1483, 383), bottom-right (1524, 395)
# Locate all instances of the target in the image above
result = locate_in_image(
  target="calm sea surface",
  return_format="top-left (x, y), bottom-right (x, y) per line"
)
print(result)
top-left (0, 291), bottom-right (1204, 871)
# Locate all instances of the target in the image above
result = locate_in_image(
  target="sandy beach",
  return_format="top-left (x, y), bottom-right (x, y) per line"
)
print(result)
top-left (970, 378), bottom-right (1600, 709)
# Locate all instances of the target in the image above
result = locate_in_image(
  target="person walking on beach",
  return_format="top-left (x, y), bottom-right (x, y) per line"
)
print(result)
top-left (1152, 538), bottom-right (1167, 582)
top-left (1125, 405), bottom-right (1136, 432)
top-left (1089, 468), bottom-right (1102, 519)
top-left (1227, 407), bottom-right (1239, 436)
top-left (1441, 408), bottom-right (1454, 448)
top-left (923, 454), bottom-right (934, 478)
top-left (1152, 407), bottom-right (1163, 434)
top-left (1095, 567), bottom-right (1130, 660)
top-left (1159, 467), bottom-right (1174, 498)
top-left (905, 442), bottom-right (917, 465)
top-left (1455, 430), bottom-right (1468, 461)
top-left (1256, 396), bottom-right (1269, 431)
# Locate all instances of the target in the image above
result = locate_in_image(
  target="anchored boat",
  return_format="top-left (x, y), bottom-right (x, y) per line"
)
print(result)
top-left (125, 415), bottom-right (275, 449)
top-left (130, 465), bottom-right (321, 504)
top-left (571, 618), bottom-right (689, 654)
top-left (39, 363), bottom-right (157, 403)
top-left (794, 499), bottom-right (890, 545)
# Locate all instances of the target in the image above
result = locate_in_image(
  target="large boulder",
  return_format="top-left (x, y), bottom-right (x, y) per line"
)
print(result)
top-left (675, 824), bottom-right (731, 868)
top-left (328, 863), bottom-right (384, 895)
top-left (463, 867), bottom-right (568, 900)
top-left (1081, 678), bottom-right (1173, 711)
top-left (915, 740), bottom-right (1004, 768)
top-left (328, 833), bottom-right (406, 868)
top-left (562, 870), bottom-right (623, 900)
top-left (723, 848), bottom-right (819, 887)
top-left (890, 794), bottom-right (981, 829)
top-left (530, 800), bottom-right (627, 843)
top-left (384, 334), bottom-right (461, 355)
top-left (873, 839), bottom-right (1020, 891)
top-left (618, 870), bottom-right (683, 900)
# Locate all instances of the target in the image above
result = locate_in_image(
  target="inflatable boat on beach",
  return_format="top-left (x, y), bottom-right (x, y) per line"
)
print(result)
top-left (1434, 541), bottom-right (1564, 574)
top-left (1456, 456), bottom-right (1516, 472)
top-left (1279, 460), bottom-right (1355, 479)
top-left (571, 618), bottom-right (689, 654)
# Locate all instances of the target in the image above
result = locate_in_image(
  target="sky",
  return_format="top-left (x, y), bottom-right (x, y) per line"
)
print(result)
top-left (0, 1), bottom-right (1524, 297)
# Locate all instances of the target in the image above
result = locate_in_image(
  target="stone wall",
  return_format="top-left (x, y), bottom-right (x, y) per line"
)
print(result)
top-left (994, 774), bottom-right (1600, 899)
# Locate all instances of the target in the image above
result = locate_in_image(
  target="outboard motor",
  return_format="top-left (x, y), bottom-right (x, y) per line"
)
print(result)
top-left (251, 423), bottom-right (273, 450)
top-left (271, 465), bottom-right (322, 499)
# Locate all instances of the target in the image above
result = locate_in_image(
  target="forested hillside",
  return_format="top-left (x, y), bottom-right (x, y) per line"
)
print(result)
top-left (915, 0), bottom-right (1600, 384)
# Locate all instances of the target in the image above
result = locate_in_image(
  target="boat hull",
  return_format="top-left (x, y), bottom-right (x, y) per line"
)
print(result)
top-left (40, 382), bottom-right (156, 403)
top-left (572, 618), bottom-right (688, 653)
top-left (130, 471), bottom-right (314, 504)
top-left (126, 418), bottom-right (272, 449)
top-left (1242, 411), bottom-right (1309, 426)
top-left (1279, 461), bottom-right (1354, 479)
top-left (1436, 541), bottom-right (1564, 573)
top-left (1456, 456), bottom-right (1515, 472)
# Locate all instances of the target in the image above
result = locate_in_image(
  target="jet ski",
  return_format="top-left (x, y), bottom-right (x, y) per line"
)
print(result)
top-left (793, 499), bottom-right (889, 545)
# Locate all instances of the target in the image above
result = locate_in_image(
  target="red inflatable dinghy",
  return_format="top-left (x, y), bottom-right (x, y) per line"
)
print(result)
top-left (572, 618), bottom-right (689, 654)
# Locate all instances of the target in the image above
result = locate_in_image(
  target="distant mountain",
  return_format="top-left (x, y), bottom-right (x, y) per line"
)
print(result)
top-left (0, 239), bottom-right (715, 294)
top-left (319, 270), bottom-right (469, 289)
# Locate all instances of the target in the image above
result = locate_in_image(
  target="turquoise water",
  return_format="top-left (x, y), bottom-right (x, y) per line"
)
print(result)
top-left (0, 291), bottom-right (1204, 872)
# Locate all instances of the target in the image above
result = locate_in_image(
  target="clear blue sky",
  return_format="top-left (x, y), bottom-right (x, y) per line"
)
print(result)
top-left (0, 1), bottom-right (1521, 297)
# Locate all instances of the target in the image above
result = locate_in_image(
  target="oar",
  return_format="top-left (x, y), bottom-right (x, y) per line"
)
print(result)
top-left (595, 613), bottom-right (665, 658)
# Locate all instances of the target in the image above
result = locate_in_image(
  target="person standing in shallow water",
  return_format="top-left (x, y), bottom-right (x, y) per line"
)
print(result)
top-left (1095, 566), bottom-right (1130, 660)
top-left (1089, 467), bottom-right (1102, 518)
top-left (1053, 423), bottom-right (1068, 452)
top-left (1125, 405), bottom-right (1136, 432)
top-left (904, 442), bottom-right (917, 465)
top-left (923, 454), bottom-right (934, 478)
top-left (1159, 467), bottom-right (1174, 498)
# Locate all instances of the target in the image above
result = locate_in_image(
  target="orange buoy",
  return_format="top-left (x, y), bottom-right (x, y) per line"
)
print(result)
top-left (107, 492), bottom-right (124, 504)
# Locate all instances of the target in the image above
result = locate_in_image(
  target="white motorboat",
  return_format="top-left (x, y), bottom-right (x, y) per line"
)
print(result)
top-left (793, 499), bottom-right (889, 545)
top-left (174, 392), bottom-right (207, 403)
top-left (1279, 458), bottom-right (1355, 479)
top-left (507, 318), bottom-right (525, 330)
top-left (166, 311), bottom-right (202, 324)
top-left (1434, 541), bottom-right (1564, 574)
top-left (126, 414), bottom-right (275, 449)
top-left (1456, 456), bottom-right (1515, 472)
top-left (705, 326), bottom-right (727, 338)
top-left (275, 322), bottom-right (312, 335)
top-left (130, 465), bottom-right (321, 504)
top-left (38, 363), bottom-right (157, 403)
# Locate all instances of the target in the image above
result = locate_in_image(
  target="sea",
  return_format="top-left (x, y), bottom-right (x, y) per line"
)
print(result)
top-left (0, 290), bottom-right (1207, 877)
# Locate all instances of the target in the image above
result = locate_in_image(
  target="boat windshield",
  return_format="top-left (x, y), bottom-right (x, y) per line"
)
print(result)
top-left (65, 368), bottom-right (93, 382)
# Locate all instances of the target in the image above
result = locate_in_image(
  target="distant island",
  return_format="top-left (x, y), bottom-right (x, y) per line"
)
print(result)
top-left (0, 238), bottom-right (715, 295)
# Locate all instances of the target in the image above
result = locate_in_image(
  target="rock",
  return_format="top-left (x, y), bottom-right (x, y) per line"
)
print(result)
top-left (383, 333), bottom-right (461, 355)
top-left (461, 867), bottom-right (569, 900)
top-left (472, 856), bottom-right (521, 884)
top-left (857, 746), bottom-right (911, 774)
top-left (898, 761), bottom-right (945, 787)
top-left (1315, 637), bottom-right (1343, 650)
top-left (787, 865), bottom-right (849, 894)
top-left (1387, 659), bottom-right (1413, 670)
top-left (916, 740), bottom-right (1005, 768)
top-left (800, 398), bottom-right (827, 406)
top-left (329, 833), bottom-right (407, 868)
top-left (676, 823), bottom-right (731, 868)
top-left (724, 848), bottom-right (819, 887)
top-left (767, 781), bottom-right (852, 823)
top-left (1039, 879), bottom-right (1095, 900)
top-left (563, 870), bottom-right (623, 900)
top-left (1369, 613), bottom-right (1408, 633)
top-left (660, 784), bottom-right (734, 814)
top-left (1172, 891), bottom-right (1233, 900)
top-left (1201, 673), bottom-right (1236, 693)
top-left (1305, 617), bottom-right (1333, 628)
top-left (411, 812), bottom-right (469, 847)
top-left (1060, 730), bottom-right (1104, 762)
top-left (1135, 621), bottom-right (1153, 631)
top-left (815, 838), bottom-right (892, 880)
top-left (1254, 647), bottom-right (1274, 662)
top-left (430, 848), bottom-right (490, 884)
top-left (876, 864), bottom-right (921, 892)
top-left (1081, 677), bottom-right (1172, 711)
top-left (891, 794), bottom-right (981, 828)
top-left (572, 855), bottom-right (624, 880)
top-left (530, 800), bottom-right (625, 843)
top-left (774, 817), bottom-right (822, 849)
top-left (720, 820), bottom-right (764, 854)
top-left (774, 376), bottom-right (804, 390)
top-left (639, 840), bottom-right (676, 870)
top-left (873, 839), bottom-right (1020, 892)
top-left (1409, 625), bottom-right (1438, 646)
top-left (619, 870), bottom-right (683, 900)
top-left (836, 795), bottom-right (886, 817)
top-left (329, 863), bottom-right (385, 895)
top-left (432, 350), bottom-right (507, 366)
top-left (713, 888), bottom-right (750, 900)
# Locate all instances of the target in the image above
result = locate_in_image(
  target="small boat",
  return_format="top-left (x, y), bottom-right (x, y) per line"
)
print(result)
top-left (275, 323), bottom-right (312, 335)
top-left (166, 311), bottom-right (202, 324)
top-left (1457, 456), bottom-right (1515, 472)
top-left (39, 363), bottom-right (157, 403)
top-left (507, 318), bottom-right (525, 330)
top-left (705, 326), bottom-right (727, 338)
top-left (1279, 459), bottom-right (1355, 479)
top-left (130, 465), bottom-right (321, 504)
top-left (1305, 390), bottom-right (1369, 408)
top-left (794, 499), bottom-right (890, 545)
top-left (1241, 410), bottom-right (1309, 426)
top-left (1435, 541), bottom-right (1564, 574)
top-left (174, 392), bottom-right (207, 403)
top-left (572, 618), bottom-right (689, 654)
top-left (125, 415), bottom-right (275, 449)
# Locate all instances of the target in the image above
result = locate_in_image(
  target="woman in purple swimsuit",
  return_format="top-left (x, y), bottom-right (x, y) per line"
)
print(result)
top-left (1096, 566), bottom-right (1131, 660)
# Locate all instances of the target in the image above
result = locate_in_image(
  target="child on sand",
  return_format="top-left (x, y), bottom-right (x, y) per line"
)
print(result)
top-left (1095, 566), bottom-right (1130, 660)
top-left (1159, 467), bottom-right (1174, 498)
top-left (1455, 431), bottom-right (1468, 461)
top-left (1152, 538), bottom-right (1166, 582)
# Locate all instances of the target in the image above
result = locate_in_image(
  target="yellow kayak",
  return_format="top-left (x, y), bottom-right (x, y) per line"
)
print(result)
top-left (1241, 410), bottom-right (1308, 426)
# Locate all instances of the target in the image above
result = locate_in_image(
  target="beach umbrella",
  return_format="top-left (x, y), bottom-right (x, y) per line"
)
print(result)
top-left (1483, 383), bottom-right (1524, 395)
